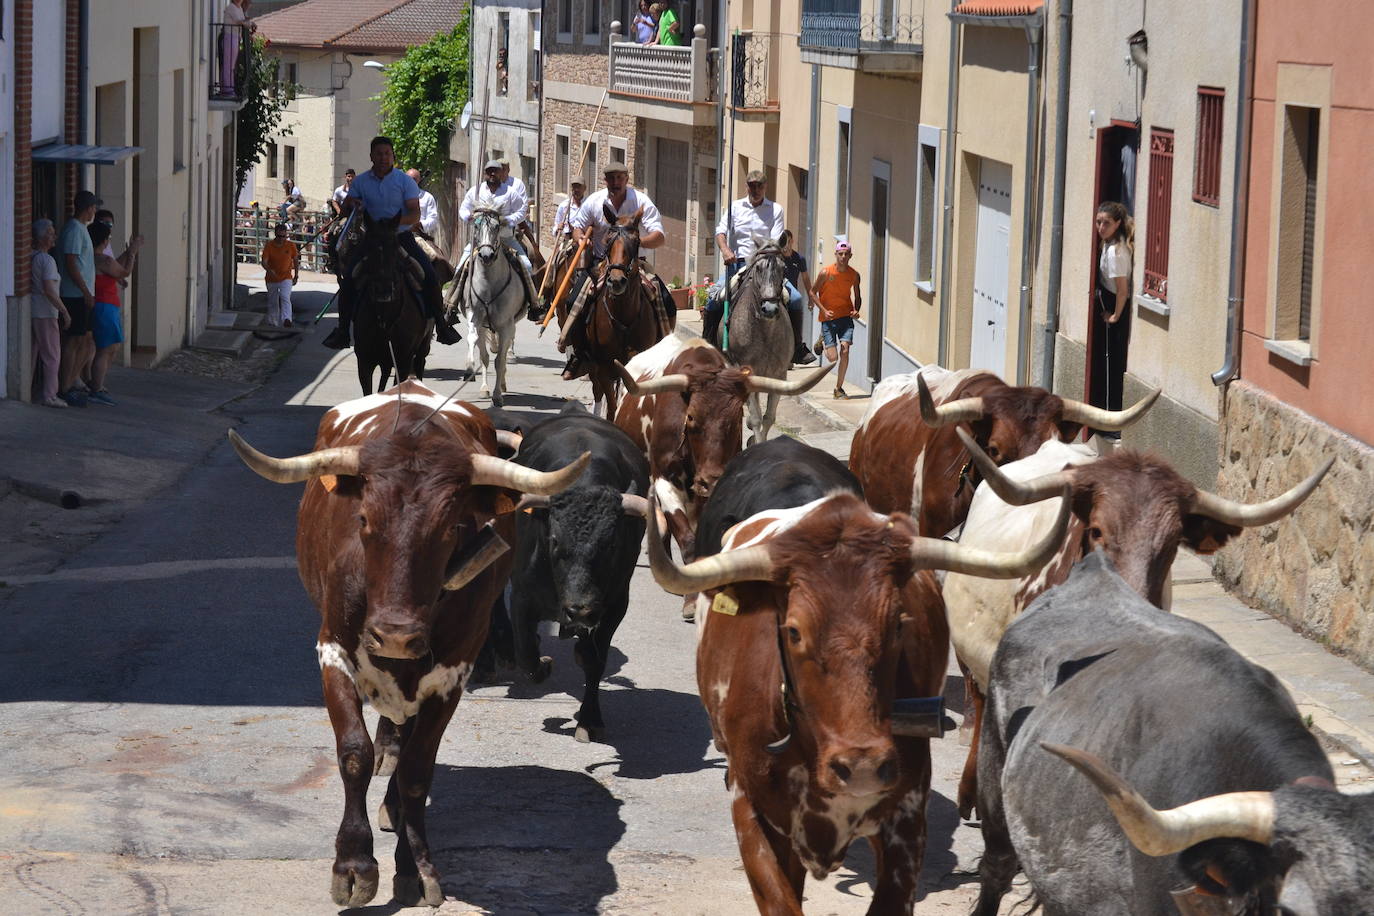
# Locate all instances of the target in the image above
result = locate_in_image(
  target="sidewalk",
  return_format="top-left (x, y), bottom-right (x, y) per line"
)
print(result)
top-left (675, 309), bottom-right (1374, 774)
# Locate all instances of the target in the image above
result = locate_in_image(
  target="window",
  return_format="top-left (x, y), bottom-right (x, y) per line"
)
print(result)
top-left (173, 69), bottom-right (186, 171)
top-left (914, 124), bottom-right (939, 288)
top-left (1142, 128), bottom-right (1174, 301)
top-left (1275, 105), bottom-right (1321, 342)
top-left (284, 145), bottom-right (296, 183)
top-left (585, 0), bottom-right (600, 39)
top-left (555, 130), bottom-right (570, 192)
top-left (609, 137), bottom-right (627, 170)
top-left (835, 108), bottom-right (852, 236)
top-left (520, 155), bottom-right (536, 191)
top-left (1193, 88), bottom-right (1224, 206)
top-left (528, 12), bottom-right (542, 100)
top-left (497, 13), bottom-right (510, 95)
top-left (582, 140), bottom-right (598, 191)
top-left (266, 140), bottom-right (278, 178)
top-left (558, 0), bottom-right (572, 37)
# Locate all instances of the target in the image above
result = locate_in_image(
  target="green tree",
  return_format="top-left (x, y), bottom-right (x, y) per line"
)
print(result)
top-left (234, 36), bottom-right (294, 195)
top-left (376, 14), bottom-right (471, 181)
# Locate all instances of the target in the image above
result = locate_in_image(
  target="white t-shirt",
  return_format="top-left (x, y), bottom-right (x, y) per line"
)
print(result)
top-left (1098, 241), bottom-right (1131, 290)
top-left (31, 250), bottom-right (61, 319)
top-left (571, 188), bottom-right (664, 258)
top-left (417, 190), bottom-right (440, 234)
top-left (332, 184), bottom-right (351, 207)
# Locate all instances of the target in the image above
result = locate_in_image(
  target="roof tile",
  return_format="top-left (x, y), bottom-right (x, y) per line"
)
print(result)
top-left (257, 0), bottom-right (466, 53)
top-left (953, 0), bottom-right (1044, 15)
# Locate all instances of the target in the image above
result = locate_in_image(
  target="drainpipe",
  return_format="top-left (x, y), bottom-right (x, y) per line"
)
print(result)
top-left (1038, 0), bottom-right (1071, 390)
top-left (1014, 14), bottom-right (1043, 385)
top-left (937, 0), bottom-right (961, 367)
top-left (806, 63), bottom-right (820, 311)
top-left (1211, 0), bottom-right (1257, 387)
top-left (714, 0), bottom-right (727, 277)
top-left (79, 0), bottom-right (90, 190)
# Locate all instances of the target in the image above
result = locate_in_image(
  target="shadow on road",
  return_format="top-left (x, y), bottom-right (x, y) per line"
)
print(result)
top-left (573, 684), bottom-right (721, 781)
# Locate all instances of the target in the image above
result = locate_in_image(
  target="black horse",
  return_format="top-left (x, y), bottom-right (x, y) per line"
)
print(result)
top-left (347, 212), bottom-right (432, 395)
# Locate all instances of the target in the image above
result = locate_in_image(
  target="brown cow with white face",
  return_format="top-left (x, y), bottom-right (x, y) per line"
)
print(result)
top-left (648, 489), bottom-right (1070, 914)
top-left (613, 335), bottom-right (833, 570)
top-left (944, 431), bottom-right (1331, 819)
top-left (849, 366), bottom-right (1158, 538)
top-left (230, 380), bottom-right (588, 908)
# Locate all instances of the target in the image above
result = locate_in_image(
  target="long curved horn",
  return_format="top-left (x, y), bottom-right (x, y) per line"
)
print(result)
top-left (1190, 457), bottom-right (1333, 528)
top-left (227, 429), bottom-right (361, 483)
top-left (621, 493), bottom-right (670, 532)
top-left (955, 427), bottom-right (1073, 506)
top-left (909, 485), bottom-right (1072, 576)
top-left (471, 451), bottom-right (590, 495)
top-left (646, 496), bottom-right (775, 595)
top-left (744, 360), bottom-right (837, 395)
top-left (1042, 743), bottom-right (1275, 855)
top-left (1060, 388), bottom-right (1161, 431)
top-left (494, 430), bottom-right (523, 452)
top-left (918, 373), bottom-right (985, 428)
top-left (613, 360), bottom-right (691, 398)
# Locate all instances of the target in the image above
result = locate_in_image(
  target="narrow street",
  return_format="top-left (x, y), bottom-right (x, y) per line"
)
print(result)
top-left (1, 280), bottom-right (1369, 915)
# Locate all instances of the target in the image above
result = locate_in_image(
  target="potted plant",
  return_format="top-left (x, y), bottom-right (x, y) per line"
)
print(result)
top-left (668, 275), bottom-right (693, 311)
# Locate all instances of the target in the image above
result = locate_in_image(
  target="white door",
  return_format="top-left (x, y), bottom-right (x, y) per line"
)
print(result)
top-left (971, 159), bottom-right (1011, 377)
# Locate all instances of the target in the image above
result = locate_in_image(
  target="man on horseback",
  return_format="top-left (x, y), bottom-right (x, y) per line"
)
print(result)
top-left (451, 160), bottom-right (541, 314)
top-left (527, 179), bottom-right (585, 323)
top-left (322, 136), bottom-right (460, 350)
top-left (560, 163), bottom-right (674, 379)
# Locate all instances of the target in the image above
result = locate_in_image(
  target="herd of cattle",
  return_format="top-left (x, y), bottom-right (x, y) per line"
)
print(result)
top-left (230, 335), bottom-right (1373, 914)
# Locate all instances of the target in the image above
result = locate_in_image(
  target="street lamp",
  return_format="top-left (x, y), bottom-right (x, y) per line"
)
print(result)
top-left (363, 60), bottom-right (388, 72)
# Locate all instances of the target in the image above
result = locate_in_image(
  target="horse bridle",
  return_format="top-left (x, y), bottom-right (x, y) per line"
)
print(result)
top-left (603, 224), bottom-right (640, 280)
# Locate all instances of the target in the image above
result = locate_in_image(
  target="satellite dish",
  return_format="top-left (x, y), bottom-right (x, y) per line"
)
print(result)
top-left (459, 101), bottom-right (473, 132)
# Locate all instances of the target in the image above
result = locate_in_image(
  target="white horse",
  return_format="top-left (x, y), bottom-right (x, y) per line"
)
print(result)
top-left (449, 208), bottom-right (528, 407)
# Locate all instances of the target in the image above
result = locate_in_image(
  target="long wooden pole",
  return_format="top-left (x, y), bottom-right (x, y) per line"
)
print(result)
top-left (541, 237), bottom-right (588, 336)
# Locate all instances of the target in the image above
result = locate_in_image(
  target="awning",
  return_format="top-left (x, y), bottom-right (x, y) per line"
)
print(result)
top-left (31, 143), bottom-right (144, 166)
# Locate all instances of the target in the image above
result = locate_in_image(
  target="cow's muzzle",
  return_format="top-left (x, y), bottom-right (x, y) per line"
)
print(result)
top-left (559, 603), bottom-right (598, 627)
top-left (363, 620), bottom-right (430, 659)
top-left (822, 742), bottom-right (899, 797)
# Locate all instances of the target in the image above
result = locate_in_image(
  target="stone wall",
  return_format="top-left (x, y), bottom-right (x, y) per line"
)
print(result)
top-left (537, 98), bottom-right (640, 251)
top-left (1214, 380), bottom-right (1374, 670)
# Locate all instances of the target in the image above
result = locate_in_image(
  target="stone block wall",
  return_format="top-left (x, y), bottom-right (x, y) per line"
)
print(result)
top-left (1214, 380), bottom-right (1374, 670)
top-left (537, 99), bottom-right (639, 249)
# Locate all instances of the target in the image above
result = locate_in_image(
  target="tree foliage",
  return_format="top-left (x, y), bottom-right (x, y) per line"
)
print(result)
top-left (377, 13), bottom-right (471, 181)
top-left (235, 36), bottom-right (294, 195)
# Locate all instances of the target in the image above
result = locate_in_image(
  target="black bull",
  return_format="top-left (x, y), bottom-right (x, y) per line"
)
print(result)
top-left (504, 403), bottom-right (653, 743)
top-left (975, 550), bottom-right (1374, 915)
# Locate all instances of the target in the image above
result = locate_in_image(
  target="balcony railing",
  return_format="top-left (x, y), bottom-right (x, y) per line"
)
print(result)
top-left (730, 31), bottom-right (779, 113)
top-left (211, 23), bottom-right (251, 103)
top-left (608, 22), bottom-right (714, 105)
top-left (800, 0), bottom-right (922, 58)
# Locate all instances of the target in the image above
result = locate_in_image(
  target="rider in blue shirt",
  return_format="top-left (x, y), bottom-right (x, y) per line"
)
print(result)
top-left (323, 135), bottom-right (460, 349)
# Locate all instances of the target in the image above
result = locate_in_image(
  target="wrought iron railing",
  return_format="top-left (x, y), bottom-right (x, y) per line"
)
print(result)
top-left (234, 207), bottom-right (338, 275)
top-left (730, 31), bottom-right (779, 111)
top-left (210, 23), bottom-right (251, 101)
top-left (800, 0), bottom-right (922, 55)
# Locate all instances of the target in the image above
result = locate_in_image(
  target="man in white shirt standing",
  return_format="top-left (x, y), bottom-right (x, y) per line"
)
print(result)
top-left (705, 169), bottom-right (785, 344)
top-left (406, 168), bottom-right (440, 238)
top-left (329, 169), bottom-right (355, 217)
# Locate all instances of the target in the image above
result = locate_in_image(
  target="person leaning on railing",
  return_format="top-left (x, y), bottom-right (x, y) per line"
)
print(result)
top-left (653, 0), bottom-right (683, 45)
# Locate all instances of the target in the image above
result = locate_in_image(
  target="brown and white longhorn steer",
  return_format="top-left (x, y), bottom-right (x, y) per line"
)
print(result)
top-left (613, 334), bottom-right (833, 567)
top-left (647, 490), bottom-right (1069, 914)
top-left (849, 366), bottom-right (1157, 538)
top-left (230, 379), bottom-right (588, 908)
top-left (944, 431), bottom-right (1332, 819)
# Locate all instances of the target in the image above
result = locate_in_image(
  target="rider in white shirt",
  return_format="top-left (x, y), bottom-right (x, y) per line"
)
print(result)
top-left (705, 168), bottom-right (786, 343)
top-left (329, 169), bottom-right (355, 217)
top-left (499, 160), bottom-right (540, 258)
top-left (552, 180), bottom-right (586, 242)
top-left (406, 168), bottom-right (440, 237)
top-left (451, 160), bottom-right (540, 314)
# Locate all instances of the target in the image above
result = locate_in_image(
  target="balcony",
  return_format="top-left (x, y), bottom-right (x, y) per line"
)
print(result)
top-left (210, 23), bottom-right (251, 110)
top-left (729, 31), bottom-right (780, 122)
top-left (800, 0), bottom-right (923, 73)
top-left (607, 22), bottom-right (718, 127)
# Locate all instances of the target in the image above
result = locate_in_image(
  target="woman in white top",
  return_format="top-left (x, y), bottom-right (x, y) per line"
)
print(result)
top-left (1093, 200), bottom-right (1134, 421)
top-left (219, 0), bottom-right (256, 97)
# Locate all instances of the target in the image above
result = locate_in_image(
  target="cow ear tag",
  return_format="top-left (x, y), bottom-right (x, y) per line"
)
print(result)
top-left (711, 588), bottom-right (740, 616)
top-left (319, 474), bottom-right (339, 493)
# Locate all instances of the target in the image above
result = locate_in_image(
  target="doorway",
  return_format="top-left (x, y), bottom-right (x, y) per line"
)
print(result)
top-left (867, 160), bottom-right (890, 383)
top-left (971, 158), bottom-right (1011, 377)
top-left (652, 137), bottom-right (689, 285)
top-left (1085, 121), bottom-right (1140, 411)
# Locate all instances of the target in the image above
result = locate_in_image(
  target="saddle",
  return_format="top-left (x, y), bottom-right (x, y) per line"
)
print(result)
top-left (561, 259), bottom-right (674, 344)
top-left (445, 242), bottom-right (539, 324)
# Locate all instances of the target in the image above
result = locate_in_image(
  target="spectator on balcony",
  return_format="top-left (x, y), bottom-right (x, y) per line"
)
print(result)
top-left (653, 0), bottom-right (683, 45)
top-left (496, 47), bottom-right (510, 95)
top-left (219, 0), bottom-right (256, 98)
top-left (31, 220), bottom-right (71, 408)
top-left (703, 169), bottom-right (784, 344)
top-left (633, 0), bottom-right (657, 44)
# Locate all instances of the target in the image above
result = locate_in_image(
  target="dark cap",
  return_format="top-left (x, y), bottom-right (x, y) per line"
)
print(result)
top-left (73, 190), bottom-right (102, 213)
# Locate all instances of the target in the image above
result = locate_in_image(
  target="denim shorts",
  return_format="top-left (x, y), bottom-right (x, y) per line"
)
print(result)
top-left (91, 301), bottom-right (125, 349)
top-left (821, 316), bottom-right (854, 348)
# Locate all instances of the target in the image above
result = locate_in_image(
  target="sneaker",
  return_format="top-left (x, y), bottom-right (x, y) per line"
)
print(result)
top-left (88, 389), bottom-right (117, 406)
top-left (322, 326), bottom-right (351, 350)
top-left (813, 338), bottom-right (824, 356)
top-left (793, 345), bottom-right (818, 366)
top-left (42, 396), bottom-right (68, 409)
top-left (283, 319), bottom-right (293, 328)
top-left (61, 388), bottom-right (89, 408)
top-left (834, 387), bottom-right (849, 400)
top-left (435, 322), bottom-right (462, 346)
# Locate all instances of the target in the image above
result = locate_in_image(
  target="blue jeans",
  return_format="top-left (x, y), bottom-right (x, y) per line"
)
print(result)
top-left (705, 262), bottom-right (801, 317)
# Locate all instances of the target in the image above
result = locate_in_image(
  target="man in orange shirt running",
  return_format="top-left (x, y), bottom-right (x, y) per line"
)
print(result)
top-left (260, 222), bottom-right (300, 328)
top-left (810, 239), bottom-right (862, 398)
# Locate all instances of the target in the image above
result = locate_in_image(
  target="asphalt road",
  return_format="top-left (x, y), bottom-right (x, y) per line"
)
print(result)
top-left (0, 290), bottom-right (1005, 915)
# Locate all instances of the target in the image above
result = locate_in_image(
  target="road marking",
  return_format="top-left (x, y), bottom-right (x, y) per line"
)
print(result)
top-left (1, 556), bottom-right (297, 587)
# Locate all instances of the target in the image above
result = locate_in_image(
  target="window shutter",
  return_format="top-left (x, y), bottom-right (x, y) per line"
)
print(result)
top-left (1143, 129), bottom-right (1174, 301)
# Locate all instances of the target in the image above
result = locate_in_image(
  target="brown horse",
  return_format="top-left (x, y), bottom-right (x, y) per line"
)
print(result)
top-left (351, 212), bottom-right (432, 395)
top-left (559, 205), bottom-right (673, 417)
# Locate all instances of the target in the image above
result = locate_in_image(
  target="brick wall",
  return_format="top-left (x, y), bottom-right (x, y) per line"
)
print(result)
top-left (13, 0), bottom-right (33, 296)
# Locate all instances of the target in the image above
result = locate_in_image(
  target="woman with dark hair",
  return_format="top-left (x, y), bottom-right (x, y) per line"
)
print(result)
top-left (1092, 200), bottom-right (1134, 427)
top-left (633, 0), bottom-right (657, 44)
top-left (86, 220), bottom-right (142, 406)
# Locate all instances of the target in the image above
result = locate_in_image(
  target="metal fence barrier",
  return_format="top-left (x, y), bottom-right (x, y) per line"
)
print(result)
top-left (234, 206), bottom-right (338, 275)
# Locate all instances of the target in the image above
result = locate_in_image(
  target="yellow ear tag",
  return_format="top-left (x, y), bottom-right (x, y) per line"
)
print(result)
top-left (320, 475), bottom-right (339, 493)
top-left (711, 589), bottom-right (740, 616)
